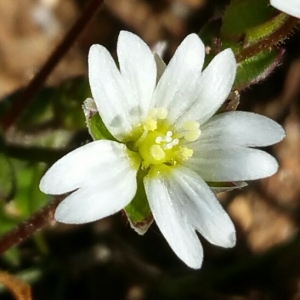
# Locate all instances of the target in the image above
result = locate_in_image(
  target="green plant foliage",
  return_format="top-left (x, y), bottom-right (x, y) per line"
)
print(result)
top-left (0, 76), bottom-right (90, 131)
top-left (221, 0), bottom-right (276, 38)
top-left (53, 77), bottom-right (91, 130)
top-left (244, 12), bottom-right (289, 47)
top-left (83, 98), bottom-right (115, 141)
top-left (124, 168), bottom-right (153, 235)
top-left (89, 114), bottom-right (115, 141)
top-left (234, 48), bottom-right (283, 90)
top-left (14, 161), bottom-right (49, 217)
top-left (0, 152), bottom-right (15, 202)
top-left (199, 0), bottom-right (294, 91)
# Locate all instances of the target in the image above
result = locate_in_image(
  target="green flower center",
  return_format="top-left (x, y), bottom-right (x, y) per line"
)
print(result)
top-left (132, 107), bottom-right (201, 169)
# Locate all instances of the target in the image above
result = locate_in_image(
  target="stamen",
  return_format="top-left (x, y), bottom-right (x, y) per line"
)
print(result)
top-left (164, 138), bottom-right (179, 150)
top-left (179, 147), bottom-right (194, 161)
top-left (164, 143), bottom-right (173, 150)
top-left (150, 145), bottom-right (165, 160)
top-left (136, 108), bottom-right (197, 167)
top-left (172, 138), bottom-right (179, 146)
top-left (143, 118), bottom-right (157, 131)
top-left (149, 108), bottom-right (157, 118)
top-left (184, 129), bottom-right (201, 142)
top-left (155, 136), bottom-right (163, 144)
top-left (143, 107), bottom-right (168, 131)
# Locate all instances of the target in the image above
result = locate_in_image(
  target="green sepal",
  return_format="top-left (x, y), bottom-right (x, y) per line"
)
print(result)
top-left (124, 168), bottom-right (153, 235)
top-left (221, 0), bottom-right (275, 39)
top-left (208, 181), bottom-right (247, 194)
top-left (234, 48), bottom-right (284, 90)
top-left (82, 98), bottom-right (115, 141)
top-left (244, 12), bottom-right (289, 47)
top-left (217, 91), bottom-right (240, 113)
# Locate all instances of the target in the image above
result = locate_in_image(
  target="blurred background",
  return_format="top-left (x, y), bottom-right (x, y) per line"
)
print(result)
top-left (1, 0), bottom-right (300, 299)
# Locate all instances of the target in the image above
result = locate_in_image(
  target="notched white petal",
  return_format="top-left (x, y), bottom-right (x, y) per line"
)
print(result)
top-left (144, 170), bottom-right (203, 269)
top-left (39, 140), bottom-right (135, 195)
top-left (170, 167), bottom-right (236, 248)
top-left (54, 166), bottom-right (137, 224)
top-left (117, 31), bottom-right (157, 121)
top-left (151, 33), bottom-right (206, 124)
top-left (88, 44), bottom-right (134, 140)
top-left (177, 48), bottom-right (237, 127)
top-left (198, 111), bottom-right (285, 147)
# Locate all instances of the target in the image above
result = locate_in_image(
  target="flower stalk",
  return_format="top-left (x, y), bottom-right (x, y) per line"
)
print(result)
top-left (0, 195), bottom-right (65, 255)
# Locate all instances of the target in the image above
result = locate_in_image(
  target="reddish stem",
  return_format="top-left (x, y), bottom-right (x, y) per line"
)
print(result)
top-left (0, 196), bottom-right (65, 254)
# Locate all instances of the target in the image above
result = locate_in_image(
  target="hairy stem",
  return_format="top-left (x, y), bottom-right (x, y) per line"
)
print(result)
top-left (0, 196), bottom-right (65, 254)
top-left (237, 16), bottom-right (300, 62)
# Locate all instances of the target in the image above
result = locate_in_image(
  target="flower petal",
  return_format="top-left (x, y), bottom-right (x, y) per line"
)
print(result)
top-left (171, 166), bottom-right (236, 248)
top-left (144, 167), bottom-right (203, 269)
top-left (270, 0), bottom-right (300, 18)
top-left (40, 140), bottom-right (138, 195)
top-left (192, 111), bottom-right (285, 148)
top-left (176, 49), bottom-right (236, 128)
top-left (55, 168), bottom-right (137, 224)
top-left (185, 146), bottom-right (279, 182)
top-left (151, 34), bottom-right (205, 124)
top-left (117, 31), bottom-right (157, 122)
top-left (88, 44), bottom-right (134, 140)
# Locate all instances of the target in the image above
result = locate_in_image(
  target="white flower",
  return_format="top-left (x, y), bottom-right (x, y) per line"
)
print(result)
top-left (270, 0), bottom-right (300, 18)
top-left (39, 31), bottom-right (285, 269)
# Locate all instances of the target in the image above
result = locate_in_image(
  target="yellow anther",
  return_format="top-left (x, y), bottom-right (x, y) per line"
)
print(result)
top-left (133, 108), bottom-right (197, 169)
top-left (184, 129), bottom-right (201, 142)
top-left (156, 107), bottom-right (168, 119)
top-left (143, 118), bottom-right (157, 131)
top-left (150, 145), bottom-right (165, 160)
top-left (180, 147), bottom-right (194, 161)
top-left (183, 120), bottom-right (200, 131)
